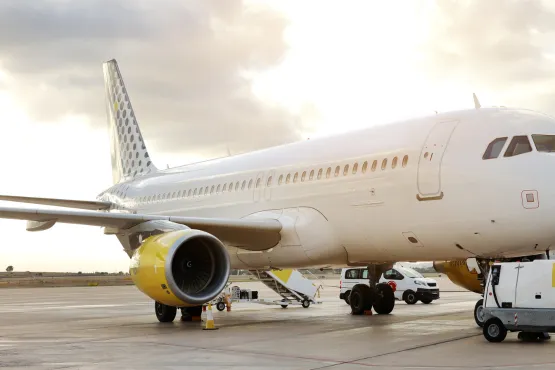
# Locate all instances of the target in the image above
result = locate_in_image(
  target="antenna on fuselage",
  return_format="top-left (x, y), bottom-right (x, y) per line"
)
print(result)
top-left (473, 93), bottom-right (481, 109)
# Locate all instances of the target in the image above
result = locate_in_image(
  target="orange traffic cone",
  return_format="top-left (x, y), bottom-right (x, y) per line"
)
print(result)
top-left (203, 303), bottom-right (218, 330)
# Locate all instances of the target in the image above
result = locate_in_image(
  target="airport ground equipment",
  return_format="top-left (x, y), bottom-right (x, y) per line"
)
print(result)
top-left (211, 269), bottom-right (323, 310)
top-left (481, 260), bottom-right (555, 342)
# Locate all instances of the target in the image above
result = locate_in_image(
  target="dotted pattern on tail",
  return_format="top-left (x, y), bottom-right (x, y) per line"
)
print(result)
top-left (104, 60), bottom-right (156, 182)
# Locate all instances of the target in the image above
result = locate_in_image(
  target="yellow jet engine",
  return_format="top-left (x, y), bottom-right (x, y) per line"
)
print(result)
top-left (129, 228), bottom-right (230, 307)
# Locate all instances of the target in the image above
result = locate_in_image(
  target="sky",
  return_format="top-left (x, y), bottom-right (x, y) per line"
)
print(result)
top-left (1, 0), bottom-right (555, 272)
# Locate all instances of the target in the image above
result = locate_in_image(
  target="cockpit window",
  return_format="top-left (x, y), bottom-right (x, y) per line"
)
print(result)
top-left (504, 135), bottom-right (532, 157)
top-left (532, 135), bottom-right (555, 152)
top-left (482, 137), bottom-right (507, 160)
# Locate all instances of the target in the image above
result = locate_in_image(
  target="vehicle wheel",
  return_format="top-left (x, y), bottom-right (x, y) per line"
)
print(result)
top-left (344, 290), bottom-right (351, 305)
top-left (421, 298), bottom-right (432, 304)
top-left (350, 284), bottom-right (373, 315)
top-left (373, 283), bottom-right (395, 314)
top-left (404, 290), bottom-right (418, 305)
top-left (302, 299), bottom-right (311, 308)
top-left (281, 304), bottom-right (288, 309)
top-left (474, 299), bottom-right (485, 327)
top-left (216, 302), bottom-right (226, 311)
top-left (483, 318), bottom-right (507, 342)
top-left (155, 301), bottom-right (177, 323)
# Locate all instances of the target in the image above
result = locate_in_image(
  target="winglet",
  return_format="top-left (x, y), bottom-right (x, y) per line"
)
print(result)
top-left (473, 93), bottom-right (481, 109)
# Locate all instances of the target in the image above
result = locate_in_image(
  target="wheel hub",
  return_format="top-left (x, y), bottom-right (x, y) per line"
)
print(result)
top-left (476, 306), bottom-right (484, 322)
top-left (488, 324), bottom-right (500, 337)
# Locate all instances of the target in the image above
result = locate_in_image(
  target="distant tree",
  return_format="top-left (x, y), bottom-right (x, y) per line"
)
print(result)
top-left (118, 271), bottom-right (124, 275)
top-left (6, 266), bottom-right (13, 272)
top-left (77, 271), bottom-right (82, 275)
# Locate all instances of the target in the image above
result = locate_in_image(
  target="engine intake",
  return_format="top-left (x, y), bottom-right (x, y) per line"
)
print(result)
top-left (130, 229), bottom-right (230, 307)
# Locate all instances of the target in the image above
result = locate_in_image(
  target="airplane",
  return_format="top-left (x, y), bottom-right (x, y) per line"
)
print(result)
top-left (1, 59), bottom-right (555, 324)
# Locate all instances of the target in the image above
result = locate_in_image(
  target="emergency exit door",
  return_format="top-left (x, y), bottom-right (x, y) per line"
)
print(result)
top-left (417, 120), bottom-right (459, 198)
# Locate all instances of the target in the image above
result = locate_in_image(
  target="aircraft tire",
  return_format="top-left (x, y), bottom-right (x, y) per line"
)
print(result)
top-left (373, 283), bottom-right (395, 314)
top-left (344, 290), bottom-right (351, 305)
top-left (350, 284), bottom-right (373, 315)
top-left (155, 301), bottom-right (177, 323)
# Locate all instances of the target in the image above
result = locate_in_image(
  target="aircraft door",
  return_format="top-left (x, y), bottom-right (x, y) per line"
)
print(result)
top-left (253, 171), bottom-right (264, 202)
top-left (417, 119), bottom-right (459, 199)
top-left (264, 170), bottom-right (275, 201)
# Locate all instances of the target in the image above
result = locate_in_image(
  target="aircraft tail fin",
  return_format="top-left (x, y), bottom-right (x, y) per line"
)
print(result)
top-left (102, 59), bottom-right (157, 184)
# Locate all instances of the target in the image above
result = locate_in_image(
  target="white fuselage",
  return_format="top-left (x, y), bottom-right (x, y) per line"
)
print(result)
top-left (98, 107), bottom-right (555, 269)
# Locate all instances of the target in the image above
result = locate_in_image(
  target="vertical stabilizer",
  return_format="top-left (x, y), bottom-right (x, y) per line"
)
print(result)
top-left (103, 59), bottom-right (157, 184)
top-left (473, 93), bottom-right (481, 109)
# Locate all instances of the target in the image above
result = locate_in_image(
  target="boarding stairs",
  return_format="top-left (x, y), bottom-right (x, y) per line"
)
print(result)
top-left (248, 269), bottom-right (322, 307)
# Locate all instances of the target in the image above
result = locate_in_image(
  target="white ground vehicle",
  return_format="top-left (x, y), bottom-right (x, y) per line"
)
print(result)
top-left (481, 260), bottom-right (554, 342)
top-left (339, 266), bottom-right (440, 305)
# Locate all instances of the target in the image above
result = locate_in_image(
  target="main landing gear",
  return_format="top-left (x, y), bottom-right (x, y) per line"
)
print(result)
top-left (350, 264), bottom-right (395, 315)
top-left (154, 301), bottom-right (203, 323)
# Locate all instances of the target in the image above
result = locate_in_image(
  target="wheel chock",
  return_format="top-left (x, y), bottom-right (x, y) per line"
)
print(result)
top-left (364, 310), bottom-right (373, 316)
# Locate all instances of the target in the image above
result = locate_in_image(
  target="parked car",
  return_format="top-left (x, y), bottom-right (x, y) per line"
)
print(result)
top-left (339, 265), bottom-right (440, 305)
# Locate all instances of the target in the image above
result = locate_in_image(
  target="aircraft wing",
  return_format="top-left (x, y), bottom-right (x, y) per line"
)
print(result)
top-left (0, 206), bottom-right (281, 251)
top-left (0, 195), bottom-right (112, 210)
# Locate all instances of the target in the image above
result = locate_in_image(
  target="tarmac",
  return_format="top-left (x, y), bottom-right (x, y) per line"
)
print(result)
top-left (1, 277), bottom-right (555, 369)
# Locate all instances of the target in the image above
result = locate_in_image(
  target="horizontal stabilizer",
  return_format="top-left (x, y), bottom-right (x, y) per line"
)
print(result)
top-left (0, 195), bottom-right (112, 210)
top-left (0, 206), bottom-right (282, 251)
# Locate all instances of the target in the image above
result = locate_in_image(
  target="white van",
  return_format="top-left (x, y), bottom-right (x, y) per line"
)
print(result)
top-left (339, 265), bottom-right (440, 305)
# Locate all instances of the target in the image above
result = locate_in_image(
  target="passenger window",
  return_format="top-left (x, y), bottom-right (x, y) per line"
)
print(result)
top-left (482, 137), bottom-right (508, 160)
top-left (362, 161), bottom-right (368, 173)
top-left (402, 155), bottom-right (408, 167)
top-left (193, 189), bottom-right (197, 196)
top-left (216, 185), bottom-right (221, 193)
top-left (371, 160), bottom-right (377, 171)
top-left (343, 164), bottom-right (349, 176)
top-left (309, 170), bottom-right (314, 180)
top-left (326, 167), bottom-right (331, 178)
top-left (286, 174), bottom-right (291, 184)
top-left (256, 178), bottom-right (262, 188)
top-left (317, 169), bottom-right (323, 180)
top-left (352, 163), bottom-right (358, 174)
top-left (301, 171), bottom-right (306, 182)
top-left (381, 158), bottom-right (387, 170)
top-left (248, 179), bottom-right (253, 189)
top-left (345, 269), bottom-right (360, 279)
top-left (504, 135), bottom-right (532, 157)
top-left (392, 156), bottom-right (398, 169)
top-left (241, 181), bottom-right (246, 190)
top-left (229, 183), bottom-right (233, 192)
top-left (223, 183), bottom-right (227, 192)
top-left (335, 166), bottom-right (340, 177)
top-left (383, 269), bottom-right (395, 279)
top-left (293, 172), bottom-right (299, 183)
top-left (361, 269), bottom-right (368, 279)
top-left (279, 175), bottom-right (283, 185)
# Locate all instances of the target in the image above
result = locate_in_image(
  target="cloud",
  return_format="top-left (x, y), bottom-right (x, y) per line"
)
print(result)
top-left (0, 0), bottom-right (302, 158)
top-left (417, 0), bottom-right (555, 113)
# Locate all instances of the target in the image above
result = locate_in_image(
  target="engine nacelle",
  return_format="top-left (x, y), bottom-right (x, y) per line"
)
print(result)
top-left (129, 229), bottom-right (230, 307)
top-left (433, 260), bottom-right (483, 294)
